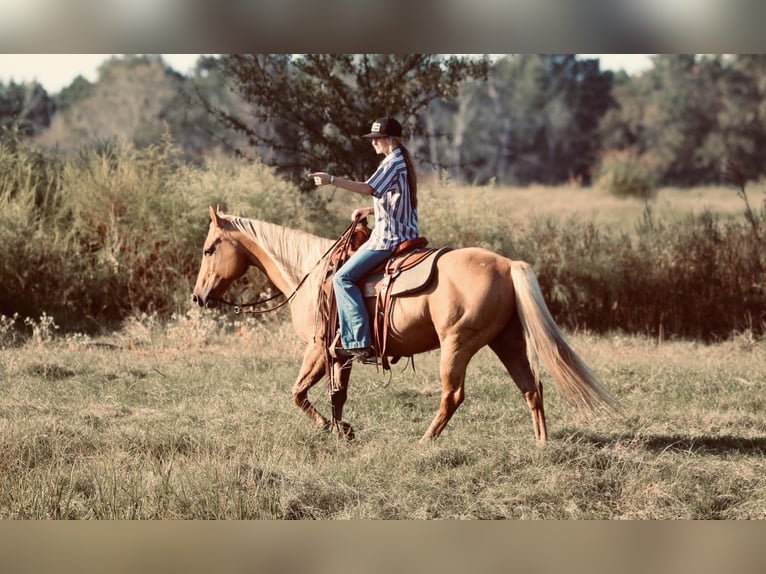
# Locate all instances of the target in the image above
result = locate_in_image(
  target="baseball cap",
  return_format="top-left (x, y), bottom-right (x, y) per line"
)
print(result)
top-left (362, 117), bottom-right (403, 138)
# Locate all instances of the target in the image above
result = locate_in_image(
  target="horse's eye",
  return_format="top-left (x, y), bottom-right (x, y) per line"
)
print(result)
top-left (204, 246), bottom-right (215, 256)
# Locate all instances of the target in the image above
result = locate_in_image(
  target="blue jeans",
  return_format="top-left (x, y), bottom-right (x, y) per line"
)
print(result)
top-left (333, 246), bottom-right (393, 350)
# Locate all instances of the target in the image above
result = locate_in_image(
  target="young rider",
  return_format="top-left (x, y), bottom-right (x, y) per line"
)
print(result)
top-left (308, 116), bottom-right (419, 362)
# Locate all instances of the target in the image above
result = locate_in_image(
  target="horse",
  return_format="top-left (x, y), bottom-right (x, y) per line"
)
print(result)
top-left (192, 207), bottom-right (617, 443)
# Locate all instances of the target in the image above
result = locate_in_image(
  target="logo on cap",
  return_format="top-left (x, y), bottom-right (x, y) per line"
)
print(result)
top-left (363, 116), bottom-right (402, 138)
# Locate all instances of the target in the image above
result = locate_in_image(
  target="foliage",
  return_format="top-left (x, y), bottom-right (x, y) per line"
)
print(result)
top-left (0, 80), bottom-right (54, 137)
top-left (601, 54), bottom-right (766, 186)
top-left (36, 55), bottom-right (184, 152)
top-left (594, 149), bottom-right (658, 199)
top-left (54, 75), bottom-right (95, 113)
top-left (521, 207), bottom-right (765, 341)
top-left (417, 182), bottom-right (765, 341)
top-left (199, 54), bottom-right (489, 190)
top-left (0, 312), bottom-right (21, 348)
top-left (2, 125), bottom-right (764, 340)
top-left (13, 53), bottom-right (766, 189)
top-left (168, 56), bottom-right (253, 163)
top-left (429, 54), bottom-right (615, 185)
top-left (30, 55), bottom-right (247, 165)
top-left (0, 132), bottom-right (343, 332)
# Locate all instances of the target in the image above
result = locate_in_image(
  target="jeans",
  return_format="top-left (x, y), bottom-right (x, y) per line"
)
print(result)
top-left (332, 246), bottom-right (393, 350)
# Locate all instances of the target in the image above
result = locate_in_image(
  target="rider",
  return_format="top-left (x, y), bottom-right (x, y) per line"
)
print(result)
top-left (308, 116), bottom-right (419, 363)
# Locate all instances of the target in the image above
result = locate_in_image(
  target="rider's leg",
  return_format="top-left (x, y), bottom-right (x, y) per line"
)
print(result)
top-left (333, 246), bottom-right (392, 350)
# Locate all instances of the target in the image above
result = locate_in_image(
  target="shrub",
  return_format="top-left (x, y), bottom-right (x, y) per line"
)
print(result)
top-left (595, 149), bottom-right (658, 200)
top-left (0, 135), bottom-right (344, 333)
top-left (516, 207), bottom-right (765, 341)
top-left (423, 187), bottom-right (765, 340)
top-left (419, 184), bottom-right (514, 254)
top-left (2, 133), bottom-right (764, 341)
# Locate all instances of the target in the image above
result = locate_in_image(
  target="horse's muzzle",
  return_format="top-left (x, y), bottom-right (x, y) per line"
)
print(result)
top-left (191, 294), bottom-right (217, 308)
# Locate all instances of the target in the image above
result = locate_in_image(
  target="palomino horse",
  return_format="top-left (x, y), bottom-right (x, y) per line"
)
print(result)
top-left (192, 207), bottom-right (617, 443)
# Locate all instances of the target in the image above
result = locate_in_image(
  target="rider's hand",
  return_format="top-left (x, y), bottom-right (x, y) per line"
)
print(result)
top-left (308, 172), bottom-right (329, 187)
top-left (352, 208), bottom-right (372, 221)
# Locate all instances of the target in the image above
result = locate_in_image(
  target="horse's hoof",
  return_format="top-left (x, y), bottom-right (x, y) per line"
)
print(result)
top-left (334, 421), bottom-right (355, 440)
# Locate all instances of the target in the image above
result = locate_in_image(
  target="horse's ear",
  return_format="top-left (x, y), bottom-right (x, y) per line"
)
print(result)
top-left (209, 206), bottom-right (222, 229)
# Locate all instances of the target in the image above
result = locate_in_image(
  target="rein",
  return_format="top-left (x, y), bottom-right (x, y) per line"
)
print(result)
top-left (209, 217), bottom-right (363, 315)
top-left (210, 289), bottom-right (295, 315)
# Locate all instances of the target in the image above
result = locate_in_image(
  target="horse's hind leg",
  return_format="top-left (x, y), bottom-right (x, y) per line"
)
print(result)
top-left (421, 339), bottom-right (470, 442)
top-left (489, 315), bottom-right (548, 443)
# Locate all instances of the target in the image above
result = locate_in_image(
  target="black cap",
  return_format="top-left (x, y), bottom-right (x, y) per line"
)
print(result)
top-left (362, 117), bottom-right (403, 138)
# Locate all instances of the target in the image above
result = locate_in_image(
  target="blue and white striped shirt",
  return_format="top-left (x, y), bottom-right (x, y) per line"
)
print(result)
top-left (364, 147), bottom-right (418, 250)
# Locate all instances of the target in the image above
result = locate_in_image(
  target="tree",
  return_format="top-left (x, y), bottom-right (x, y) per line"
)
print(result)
top-left (165, 56), bottom-right (253, 162)
top-left (35, 55), bottom-right (185, 151)
top-left (448, 55), bottom-right (614, 185)
top-left (601, 54), bottom-right (766, 186)
top-left (712, 55), bottom-right (766, 183)
top-left (0, 80), bottom-right (54, 138)
top-left (197, 54), bottom-right (488, 190)
top-left (641, 55), bottom-right (720, 184)
top-left (54, 75), bottom-right (95, 113)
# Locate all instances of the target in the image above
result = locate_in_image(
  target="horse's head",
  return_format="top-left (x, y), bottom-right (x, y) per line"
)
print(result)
top-left (192, 207), bottom-right (251, 308)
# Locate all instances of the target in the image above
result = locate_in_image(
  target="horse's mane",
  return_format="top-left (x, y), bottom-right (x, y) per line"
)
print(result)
top-left (227, 215), bottom-right (334, 283)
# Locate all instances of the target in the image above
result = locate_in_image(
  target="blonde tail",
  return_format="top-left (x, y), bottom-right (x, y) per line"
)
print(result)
top-left (510, 261), bottom-right (618, 413)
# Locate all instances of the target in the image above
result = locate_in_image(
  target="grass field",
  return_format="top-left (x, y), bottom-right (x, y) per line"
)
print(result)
top-left (1, 310), bottom-right (764, 519)
top-left (321, 181), bottom-right (761, 233)
top-left (1, 180), bottom-right (764, 519)
top-left (487, 184), bottom-right (755, 227)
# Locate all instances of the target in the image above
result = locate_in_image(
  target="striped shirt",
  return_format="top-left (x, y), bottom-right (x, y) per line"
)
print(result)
top-left (364, 147), bottom-right (418, 250)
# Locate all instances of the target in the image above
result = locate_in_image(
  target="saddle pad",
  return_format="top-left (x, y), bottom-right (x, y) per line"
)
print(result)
top-left (361, 247), bottom-right (450, 298)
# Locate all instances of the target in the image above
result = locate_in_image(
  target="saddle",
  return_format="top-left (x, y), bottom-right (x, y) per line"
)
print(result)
top-left (316, 220), bottom-right (450, 382)
top-left (368, 244), bottom-right (450, 371)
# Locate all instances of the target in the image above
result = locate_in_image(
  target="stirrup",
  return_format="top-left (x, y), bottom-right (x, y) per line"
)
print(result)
top-left (329, 332), bottom-right (377, 365)
top-left (335, 346), bottom-right (376, 364)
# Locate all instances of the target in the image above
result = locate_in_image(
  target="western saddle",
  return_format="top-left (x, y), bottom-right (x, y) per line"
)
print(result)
top-left (316, 220), bottom-right (449, 384)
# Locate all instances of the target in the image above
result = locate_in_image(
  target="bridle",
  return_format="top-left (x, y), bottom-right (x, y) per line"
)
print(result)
top-left (201, 217), bottom-right (363, 315)
top-left (205, 289), bottom-right (295, 315)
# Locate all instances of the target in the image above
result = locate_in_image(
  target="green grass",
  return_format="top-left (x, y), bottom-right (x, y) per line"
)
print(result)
top-left (1, 312), bottom-right (764, 519)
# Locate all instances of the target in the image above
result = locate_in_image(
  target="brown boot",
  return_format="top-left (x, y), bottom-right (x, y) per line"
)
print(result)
top-left (334, 346), bottom-right (377, 364)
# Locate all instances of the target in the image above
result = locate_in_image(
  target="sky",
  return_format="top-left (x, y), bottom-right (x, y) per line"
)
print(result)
top-left (0, 54), bottom-right (654, 94)
top-left (0, 54), bottom-right (205, 93)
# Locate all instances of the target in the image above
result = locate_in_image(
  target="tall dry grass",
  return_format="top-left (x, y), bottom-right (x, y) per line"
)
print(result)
top-left (2, 139), bottom-right (764, 520)
top-left (1, 133), bottom-right (764, 339)
top-left (0, 134), bottom-right (342, 333)
top-left (1, 312), bottom-right (764, 519)
top-left (409, 180), bottom-right (766, 340)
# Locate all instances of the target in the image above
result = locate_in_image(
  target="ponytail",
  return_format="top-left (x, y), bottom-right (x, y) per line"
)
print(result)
top-left (392, 138), bottom-right (418, 209)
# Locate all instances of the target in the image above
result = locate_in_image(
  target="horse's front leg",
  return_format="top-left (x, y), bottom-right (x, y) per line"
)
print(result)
top-left (291, 342), bottom-right (331, 430)
top-left (330, 360), bottom-right (355, 440)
